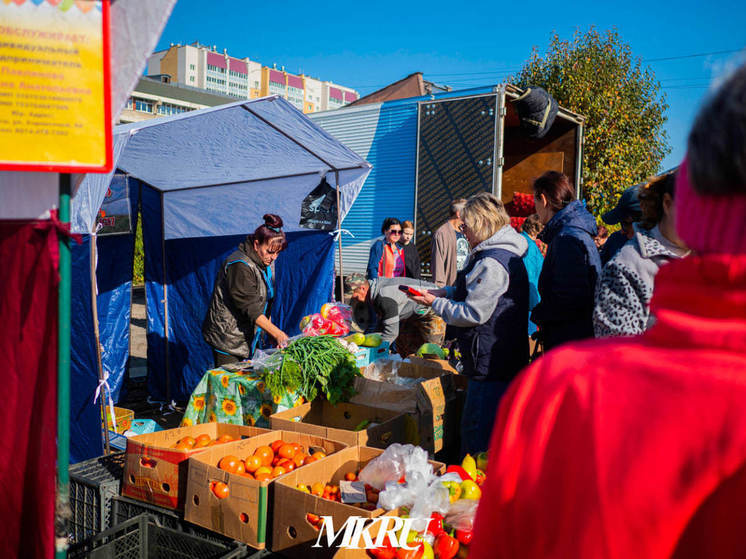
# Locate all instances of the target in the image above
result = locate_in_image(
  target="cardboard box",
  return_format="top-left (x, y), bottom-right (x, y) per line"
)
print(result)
top-left (350, 359), bottom-right (458, 454)
top-left (270, 401), bottom-right (409, 449)
top-left (272, 446), bottom-right (445, 559)
top-left (184, 430), bottom-right (348, 549)
top-left (122, 423), bottom-right (270, 511)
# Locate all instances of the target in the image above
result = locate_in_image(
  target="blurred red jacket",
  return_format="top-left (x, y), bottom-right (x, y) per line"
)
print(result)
top-left (470, 254), bottom-right (746, 559)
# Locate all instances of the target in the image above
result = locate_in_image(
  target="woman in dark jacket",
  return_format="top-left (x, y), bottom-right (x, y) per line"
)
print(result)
top-left (398, 220), bottom-right (421, 279)
top-left (202, 214), bottom-right (289, 365)
top-left (531, 171), bottom-right (601, 351)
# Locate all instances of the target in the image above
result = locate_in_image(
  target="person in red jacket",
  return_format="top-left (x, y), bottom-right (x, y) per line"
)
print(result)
top-left (470, 64), bottom-right (746, 559)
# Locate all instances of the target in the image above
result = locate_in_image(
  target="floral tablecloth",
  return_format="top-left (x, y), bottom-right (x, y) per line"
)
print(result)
top-left (181, 367), bottom-right (303, 428)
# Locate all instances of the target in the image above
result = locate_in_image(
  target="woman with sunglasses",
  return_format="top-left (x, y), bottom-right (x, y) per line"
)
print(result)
top-left (202, 213), bottom-right (289, 365)
top-left (366, 217), bottom-right (406, 280)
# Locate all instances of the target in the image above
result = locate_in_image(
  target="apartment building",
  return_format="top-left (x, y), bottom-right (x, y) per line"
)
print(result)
top-left (147, 42), bottom-right (359, 113)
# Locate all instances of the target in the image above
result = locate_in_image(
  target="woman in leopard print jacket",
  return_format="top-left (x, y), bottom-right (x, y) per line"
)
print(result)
top-left (593, 172), bottom-right (689, 337)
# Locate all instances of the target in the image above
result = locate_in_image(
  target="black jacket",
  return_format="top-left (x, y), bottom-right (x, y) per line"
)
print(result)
top-left (202, 239), bottom-right (272, 358)
top-left (399, 241), bottom-right (421, 279)
top-left (531, 201), bottom-right (601, 351)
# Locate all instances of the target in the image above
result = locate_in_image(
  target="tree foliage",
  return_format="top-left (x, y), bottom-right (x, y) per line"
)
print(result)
top-left (512, 28), bottom-right (670, 218)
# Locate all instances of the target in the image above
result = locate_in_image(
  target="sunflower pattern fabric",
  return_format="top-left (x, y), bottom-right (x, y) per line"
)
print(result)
top-left (181, 368), bottom-right (303, 428)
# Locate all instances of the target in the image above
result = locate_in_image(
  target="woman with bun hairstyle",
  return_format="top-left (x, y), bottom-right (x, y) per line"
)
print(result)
top-left (203, 214), bottom-right (289, 365)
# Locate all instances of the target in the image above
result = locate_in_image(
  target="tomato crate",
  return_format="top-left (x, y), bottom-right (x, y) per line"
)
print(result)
top-left (68, 514), bottom-right (247, 559)
top-left (68, 452), bottom-right (126, 544)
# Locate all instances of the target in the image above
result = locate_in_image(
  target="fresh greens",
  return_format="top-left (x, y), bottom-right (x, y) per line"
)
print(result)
top-left (262, 336), bottom-right (361, 405)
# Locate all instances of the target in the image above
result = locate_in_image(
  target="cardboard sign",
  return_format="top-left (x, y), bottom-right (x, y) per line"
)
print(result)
top-left (0, 0), bottom-right (112, 172)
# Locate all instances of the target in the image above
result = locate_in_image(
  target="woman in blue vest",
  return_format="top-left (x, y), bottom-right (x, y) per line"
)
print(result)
top-left (409, 193), bottom-right (530, 456)
top-left (530, 171), bottom-right (601, 351)
top-left (202, 214), bottom-right (289, 366)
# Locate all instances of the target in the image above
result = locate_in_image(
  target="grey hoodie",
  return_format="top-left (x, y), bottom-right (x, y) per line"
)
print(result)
top-left (432, 225), bottom-right (528, 326)
top-left (368, 277), bottom-right (439, 341)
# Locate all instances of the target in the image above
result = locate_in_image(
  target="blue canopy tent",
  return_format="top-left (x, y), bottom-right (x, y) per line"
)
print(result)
top-left (69, 96), bottom-right (371, 462)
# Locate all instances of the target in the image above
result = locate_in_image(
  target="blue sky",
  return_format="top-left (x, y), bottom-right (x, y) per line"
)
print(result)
top-left (156, 0), bottom-right (746, 170)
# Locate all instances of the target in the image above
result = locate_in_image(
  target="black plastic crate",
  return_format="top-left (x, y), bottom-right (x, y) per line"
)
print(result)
top-left (68, 514), bottom-right (247, 559)
top-left (111, 495), bottom-right (236, 545)
top-left (69, 452), bottom-right (126, 544)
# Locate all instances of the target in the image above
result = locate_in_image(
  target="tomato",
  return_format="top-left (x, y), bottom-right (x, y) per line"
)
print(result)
top-left (178, 436), bottom-right (196, 448)
top-left (271, 466), bottom-right (287, 478)
top-left (312, 451), bottom-right (326, 460)
top-left (235, 460), bottom-right (246, 474)
top-left (210, 481), bottom-right (230, 499)
top-left (254, 446), bottom-right (274, 467)
top-left (278, 459), bottom-right (295, 472)
top-left (193, 434), bottom-right (211, 448)
top-left (278, 444), bottom-right (297, 460)
top-left (255, 466), bottom-right (273, 478)
top-left (218, 455), bottom-right (241, 474)
top-left (254, 472), bottom-right (271, 482)
top-left (293, 453), bottom-right (307, 467)
top-left (173, 441), bottom-right (193, 450)
top-left (270, 440), bottom-right (285, 453)
top-left (303, 455), bottom-right (319, 465)
top-left (244, 455), bottom-right (262, 473)
top-left (216, 434), bottom-right (234, 444)
top-left (311, 482), bottom-right (324, 496)
top-left (345, 472), bottom-right (358, 481)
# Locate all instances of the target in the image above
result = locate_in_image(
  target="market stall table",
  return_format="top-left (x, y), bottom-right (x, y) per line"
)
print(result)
top-left (181, 365), bottom-right (302, 428)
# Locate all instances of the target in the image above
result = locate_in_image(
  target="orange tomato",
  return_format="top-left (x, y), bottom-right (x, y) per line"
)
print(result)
top-left (195, 434), bottom-right (211, 445)
top-left (278, 444), bottom-right (297, 460)
top-left (278, 459), bottom-right (295, 472)
top-left (179, 436), bottom-right (196, 448)
top-left (311, 482), bottom-right (324, 496)
top-left (291, 442), bottom-right (303, 453)
top-left (254, 472), bottom-right (271, 482)
top-left (255, 466), bottom-right (273, 478)
top-left (217, 434), bottom-right (234, 444)
top-left (254, 446), bottom-right (274, 467)
top-left (244, 455), bottom-right (262, 473)
top-left (239, 471), bottom-right (254, 479)
top-left (312, 451), bottom-right (327, 460)
top-left (271, 455), bottom-right (281, 467)
top-left (344, 472), bottom-right (357, 482)
top-left (173, 441), bottom-right (193, 450)
top-left (293, 453), bottom-right (307, 467)
top-left (303, 454), bottom-right (319, 465)
top-left (270, 440), bottom-right (285, 453)
top-left (210, 481), bottom-right (230, 499)
top-left (218, 455), bottom-right (241, 474)
top-left (271, 466), bottom-right (287, 478)
top-left (235, 460), bottom-right (246, 474)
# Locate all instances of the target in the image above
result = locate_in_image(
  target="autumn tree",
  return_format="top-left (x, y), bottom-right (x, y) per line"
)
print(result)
top-left (512, 28), bottom-right (670, 218)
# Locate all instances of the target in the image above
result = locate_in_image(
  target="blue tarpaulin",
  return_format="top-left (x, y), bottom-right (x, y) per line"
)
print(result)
top-left (69, 96), bottom-right (370, 462)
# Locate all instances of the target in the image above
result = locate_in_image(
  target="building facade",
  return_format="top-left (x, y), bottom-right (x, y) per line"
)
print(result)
top-left (118, 76), bottom-right (235, 124)
top-left (147, 42), bottom-right (359, 113)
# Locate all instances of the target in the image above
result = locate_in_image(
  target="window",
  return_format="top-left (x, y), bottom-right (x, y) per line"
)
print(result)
top-left (190, 64), bottom-right (195, 70)
top-left (125, 98), bottom-right (133, 109)
top-left (229, 70), bottom-right (248, 79)
top-left (254, 81), bottom-right (259, 88)
top-left (157, 102), bottom-right (192, 116)
top-left (133, 98), bottom-right (153, 113)
top-left (189, 76), bottom-right (195, 83)
top-left (207, 63), bottom-right (226, 74)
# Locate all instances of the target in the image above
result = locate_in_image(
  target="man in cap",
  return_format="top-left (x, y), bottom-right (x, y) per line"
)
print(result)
top-left (600, 185), bottom-right (642, 266)
top-left (345, 273), bottom-right (445, 357)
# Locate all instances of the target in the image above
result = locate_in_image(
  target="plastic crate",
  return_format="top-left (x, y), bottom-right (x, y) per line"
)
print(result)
top-left (111, 495), bottom-right (235, 545)
top-left (68, 514), bottom-right (246, 559)
top-left (69, 452), bottom-right (126, 544)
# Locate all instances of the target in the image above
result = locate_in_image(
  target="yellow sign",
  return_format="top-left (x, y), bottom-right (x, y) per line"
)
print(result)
top-left (0, 0), bottom-right (111, 172)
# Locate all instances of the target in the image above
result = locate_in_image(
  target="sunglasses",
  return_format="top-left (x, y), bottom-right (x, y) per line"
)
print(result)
top-left (388, 229), bottom-right (402, 235)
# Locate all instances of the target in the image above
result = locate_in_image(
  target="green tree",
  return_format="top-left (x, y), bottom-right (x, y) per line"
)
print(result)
top-left (512, 28), bottom-right (670, 218)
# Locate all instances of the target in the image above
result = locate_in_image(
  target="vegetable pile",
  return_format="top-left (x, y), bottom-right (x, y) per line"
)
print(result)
top-left (263, 335), bottom-right (361, 405)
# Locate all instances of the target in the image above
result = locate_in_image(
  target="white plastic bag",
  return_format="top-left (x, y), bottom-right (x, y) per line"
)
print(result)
top-left (445, 499), bottom-right (479, 530)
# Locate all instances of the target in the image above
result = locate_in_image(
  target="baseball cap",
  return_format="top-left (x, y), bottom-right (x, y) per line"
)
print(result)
top-left (343, 273), bottom-right (367, 297)
top-left (602, 185), bottom-right (642, 225)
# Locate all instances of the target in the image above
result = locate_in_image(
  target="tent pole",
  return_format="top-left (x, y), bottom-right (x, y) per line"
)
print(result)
top-left (90, 232), bottom-right (111, 454)
top-left (56, 174), bottom-right (71, 559)
top-left (335, 170), bottom-right (344, 301)
top-left (161, 192), bottom-right (170, 403)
